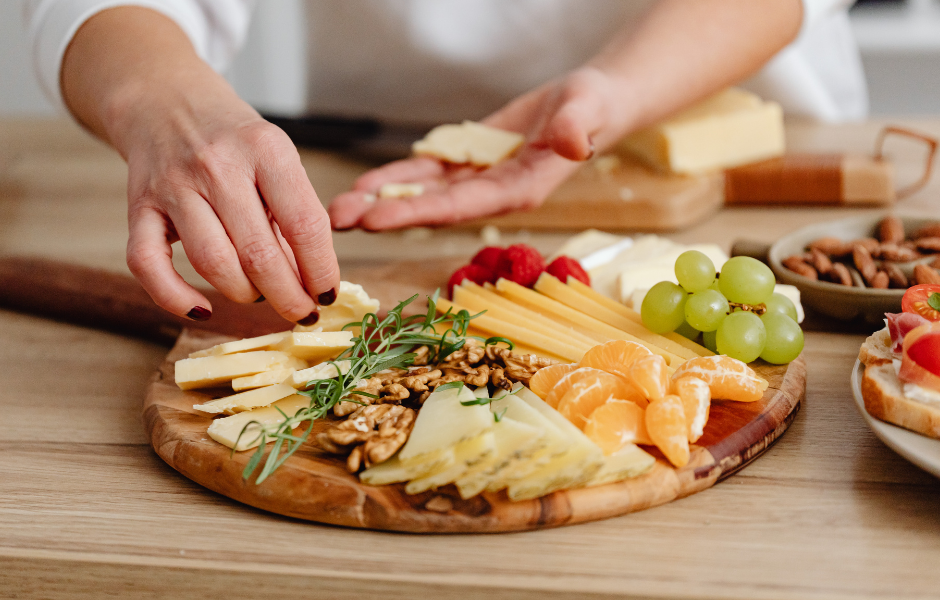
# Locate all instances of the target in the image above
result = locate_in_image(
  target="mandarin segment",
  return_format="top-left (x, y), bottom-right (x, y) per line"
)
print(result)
top-left (557, 376), bottom-right (632, 428)
top-left (579, 340), bottom-right (654, 380)
top-left (645, 394), bottom-right (690, 468)
top-left (670, 355), bottom-right (768, 403)
top-left (629, 354), bottom-right (670, 401)
top-left (544, 367), bottom-right (620, 408)
top-left (528, 363), bottom-right (580, 400)
top-left (673, 376), bottom-right (711, 442)
top-left (584, 401), bottom-right (652, 454)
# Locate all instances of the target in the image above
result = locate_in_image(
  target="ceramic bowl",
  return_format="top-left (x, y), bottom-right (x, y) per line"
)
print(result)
top-left (768, 214), bottom-right (939, 323)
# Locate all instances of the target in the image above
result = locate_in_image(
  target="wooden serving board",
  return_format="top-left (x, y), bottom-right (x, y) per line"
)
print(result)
top-left (144, 336), bottom-right (805, 533)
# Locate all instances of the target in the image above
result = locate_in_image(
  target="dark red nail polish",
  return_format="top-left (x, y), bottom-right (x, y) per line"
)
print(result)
top-left (297, 311), bottom-right (320, 326)
top-left (254, 295), bottom-right (265, 303)
top-left (584, 137), bottom-right (596, 161)
top-left (317, 288), bottom-right (337, 306)
top-left (186, 306), bottom-right (211, 321)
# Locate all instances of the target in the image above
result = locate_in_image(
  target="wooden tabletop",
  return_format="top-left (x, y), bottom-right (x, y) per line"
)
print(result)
top-left (2, 118), bottom-right (940, 600)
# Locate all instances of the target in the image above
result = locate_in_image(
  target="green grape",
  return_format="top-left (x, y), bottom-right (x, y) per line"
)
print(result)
top-left (718, 256), bottom-right (776, 305)
top-left (641, 281), bottom-right (688, 334)
top-left (674, 319), bottom-right (701, 341)
top-left (764, 293), bottom-right (799, 322)
top-left (703, 329), bottom-right (718, 353)
top-left (684, 289), bottom-right (730, 332)
top-left (760, 313), bottom-right (804, 364)
top-left (716, 311), bottom-right (766, 363)
top-left (675, 250), bottom-right (716, 293)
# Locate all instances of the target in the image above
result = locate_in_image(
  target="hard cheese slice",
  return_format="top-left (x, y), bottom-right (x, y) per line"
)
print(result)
top-left (188, 332), bottom-right (290, 358)
top-left (231, 367), bottom-right (296, 392)
top-left (398, 385), bottom-right (493, 463)
top-left (404, 432), bottom-right (496, 494)
top-left (193, 382), bottom-right (298, 415)
top-left (289, 360), bottom-right (352, 389)
top-left (586, 444), bottom-right (656, 487)
top-left (275, 331), bottom-right (353, 362)
top-left (206, 394), bottom-right (309, 451)
top-left (360, 449), bottom-right (456, 486)
top-left (455, 416), bottom-right (544, 499)
top-left (294, 282), bottom-right (380, 333)
top-left (412, 120), bottom-right (525, 167)
top-left (175, 351), bottom-right (297, 391)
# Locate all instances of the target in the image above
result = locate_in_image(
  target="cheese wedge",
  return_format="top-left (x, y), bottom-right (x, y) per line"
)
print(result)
top-left (294, 281), bottom-right (380, 333)
top-left (274, 331), bottom-right (354, 362)
top-left (455, 417), bottom-right (544, 499)
top-left (206, 394), bottom-right (310, 451)
top-left (405, 432), bottom-right (496, 494)
top-left (413, 120), bottom-right (525, 167)
top-left (585, 444), bottom-right (656, 487)
top-left (175, 351), bottom-right (297, 391)
top-left (289, 360), bottom-right (352, 389)
top-left (360, 450), bottom-right (456, 486)
top-left (398, 385), bottom-right (493, 462)
top-left (193, 382), bottom-right (299, 415)
top-left (188, 332), bottom-right (290, 358)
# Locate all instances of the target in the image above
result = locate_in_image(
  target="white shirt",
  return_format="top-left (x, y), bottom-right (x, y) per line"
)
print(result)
top-left (24, 0), bottom-right (868, 123)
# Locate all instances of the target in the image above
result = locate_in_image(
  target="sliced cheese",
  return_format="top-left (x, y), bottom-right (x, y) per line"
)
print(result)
top-left (274, 331), bottom-right (354, 362)
top-left (378, 182), bottom-right (425, 199)
top-left (455, 417), bottom-right (544, 499)
top-left (194, 382), bottom-right (299, 415)
top-left (289, 360), bottom-right (352, 389)
top-left (585, 444), bottom-right (656, 487)
top-left (232, 367), bottom-right (296, 392)
top-left (360, 450), bottom-right (456, 486)
top-left (405, 432), bottom-right (496, 494)
top-left (621, 88), bottom-right (785, 175)
top-left (188, 332), bottom-right (290, 358)
top-left (175, 351), bottom-right (297, 391)
top-left (412, 120), bottom-right (524, 167)
top-left (294, 281), bottom-right (380, 333)
top-left (206, 394), bottom-right (309, 451)
top-left (398, 385), bottom-right (493, 462)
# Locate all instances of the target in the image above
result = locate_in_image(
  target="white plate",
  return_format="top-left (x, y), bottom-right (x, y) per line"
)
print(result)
top-left (851, 360), bottom-right (940, 479)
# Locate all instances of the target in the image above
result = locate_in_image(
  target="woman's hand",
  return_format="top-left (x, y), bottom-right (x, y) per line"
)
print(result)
top-left (62, 7), bottom-right (339, 325)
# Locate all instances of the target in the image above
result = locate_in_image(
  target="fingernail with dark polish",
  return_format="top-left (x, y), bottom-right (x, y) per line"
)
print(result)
top-left (254, 295), bottom-right (265, 303)
top-left (317, 288), bottom-right (337, 306)
top-left (187, 306), bottom-right (212, 321)
top-left (584, 137), bottom-right (596, 161)
top-left (297, 311), bottom-right (320, 326)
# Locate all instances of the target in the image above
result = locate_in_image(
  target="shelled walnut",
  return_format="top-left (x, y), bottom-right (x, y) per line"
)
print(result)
top-left (316, 404), bottom-right (416, 472)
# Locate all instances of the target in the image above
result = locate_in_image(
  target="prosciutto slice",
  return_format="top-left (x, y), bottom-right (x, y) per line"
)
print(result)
top-left (886, 312), bottom-right (930, 353)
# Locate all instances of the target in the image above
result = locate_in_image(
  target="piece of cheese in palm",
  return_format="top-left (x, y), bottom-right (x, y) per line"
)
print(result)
top-left (175, 351), bottom-right (297, 391)
top-left (455, 416), bottom-right (544, 499)
top-left (193, 382), bottom-right (299, 415)
top-left (288, 360), bottom-right (352, 389)
top-left (621, 88), bottom-right (784, 175)
top-left (188, 332), bottom-right (290, 358)
top-left (398, 385), bottom-right (493, 462)
top-left (359, 449), bottom-right (457, 486)
top-left (494, 279), bottom-right (681, 368)
top-left (585, 444), bottom-right (656, 487)
top-left (412, 120), bottom-right (525, 167)
top-left (454, 282), bottom-right (599, 347)
top-left (436, 297), bottom-right (589, 363)
top-left (274, 331), bottom-right (353, 362)
top-left (206, 394), bottom-right (310, 451)
top-left (405, 432), bottom-right (496, 494)
top-left (534, 273), bottom-right (699, 361)
top-left (564, 277), bottom-right (713, 358)
top-left (294, 282), bottom-right (380, 333)
top-left (378, 182), bottom-right (424, 199)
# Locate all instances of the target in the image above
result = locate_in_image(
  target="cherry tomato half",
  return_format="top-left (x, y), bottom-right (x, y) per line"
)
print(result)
top-left (902, 284), bottom-right (940, 321)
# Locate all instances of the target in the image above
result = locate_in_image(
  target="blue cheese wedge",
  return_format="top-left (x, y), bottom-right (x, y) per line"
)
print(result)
top-left (585, 444), bottom-right (656, 487)
top-left (193, 382), bottom-right (299, 415)
top-left (175, 351), bottom-right (297, 391)
top-left (207, 394), bottom-right (310, 451)
top-left (359, 449), bottom-right (456, 486)
top-left (398, 385), bottom-right (493, 462)
top-left (404, 432), bottom-right (496, 494)
top-left (274, 331), bottom-right (354, 362)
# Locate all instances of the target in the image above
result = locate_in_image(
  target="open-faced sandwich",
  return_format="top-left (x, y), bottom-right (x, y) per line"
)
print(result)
top-left (859, 284), bottom-right (940, 439)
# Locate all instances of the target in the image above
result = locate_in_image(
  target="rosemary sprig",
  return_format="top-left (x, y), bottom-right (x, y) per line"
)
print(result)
top-left (234, 291), bottom-right (491, 484)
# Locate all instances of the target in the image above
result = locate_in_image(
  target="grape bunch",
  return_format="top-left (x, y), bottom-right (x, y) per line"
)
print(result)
top-left (641, 251), bottom-right (803, 364)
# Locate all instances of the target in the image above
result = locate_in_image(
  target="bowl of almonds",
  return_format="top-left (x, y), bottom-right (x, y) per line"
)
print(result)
top-left (769, 214), bottom-right (940, 323)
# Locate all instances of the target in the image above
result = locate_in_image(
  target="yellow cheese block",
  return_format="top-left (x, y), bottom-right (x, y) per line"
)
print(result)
top-left (398, 385), bottom-right (493, 462)
top-left (193, 382), bottom-right (299, 415)
top-left (188, 332), bottom-right (290, 358)
top-left (436, 297), bottom-right (589, 363)
top-left (274, 331), bottom-right (354, 362)
top-left (621, 88), bottom-right (785, 175)
top-left (289, 360), bottom-right (352, 389)
top-left (206, 394), bottom-right (310, 451)
top-left (231, 368), bottom-right (295, 392)
top-left (294, 281), bottom-right (380, 333)
top-left (175, 351), bottom-right (297, 391)
top-left (412, 121), bottom-right (525, 167)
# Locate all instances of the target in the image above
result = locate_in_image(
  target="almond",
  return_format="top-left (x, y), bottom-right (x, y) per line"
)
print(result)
top-left (876, 243), bottom-right (920, 263)
top-left (914, 264), bottom-right (940, 285)
top-left (828, 262), bottom-right (853, 287)
top-left (870, 270), bottom-right (890, 289)
top-left (877, 216), bottom-right (905, 244)
top-left (915, 237), bottom-right (940, 253)
top-left (809, 248), bottom-right (833, 274)
top-left (913, 223), bottom-right (940, 240)
top-left (853, 244), bottom-right (878, 283)
top-left (883, 263), bottom-right (908, 289)
top-left (782, 256), bottom-right (818, 280)
top-left (808, 237), bottom-right (852, 258)
top-left (851, 238), bottom-right (881, 254)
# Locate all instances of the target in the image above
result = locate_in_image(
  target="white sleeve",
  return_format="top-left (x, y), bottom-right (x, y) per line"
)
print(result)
top-left (800, 0), bottom-right (853, 33)
top-left (23, 0), bottom-right (254, 110)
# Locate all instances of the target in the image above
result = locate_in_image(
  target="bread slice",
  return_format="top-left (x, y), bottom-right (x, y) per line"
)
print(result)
top-left (858, 327), bottom-right (895, 366)
top-left (862, 362), bottom-right (940, 440)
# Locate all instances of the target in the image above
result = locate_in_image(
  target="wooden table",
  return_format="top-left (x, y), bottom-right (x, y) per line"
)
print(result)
top-left (2, 118), bottom-right (940, 600)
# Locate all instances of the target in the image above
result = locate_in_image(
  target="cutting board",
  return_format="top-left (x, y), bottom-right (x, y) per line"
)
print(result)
top-left (142, 260), bottom-right (805, 533)
top-left (469, 155), bottom-right (724, 232)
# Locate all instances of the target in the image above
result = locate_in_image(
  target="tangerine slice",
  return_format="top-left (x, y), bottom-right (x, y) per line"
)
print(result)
top-left (670, 355), bottom-right (768, 403)
top-left (629, 354), bottom-right (669, 401)
top-left (556, 376), bottom-right (633, 428)
top-left (672, 376), bottom-right (710, 443)
top-left (579, 340), bottom-right (653, 380)
top-left (584, 400), bottom-right (652, 454)
top-left (544, 367), bottom-right (619, 408)
top-left (645, 394), bottom-right (690, 468)
top-left (528, 363), bottom-right (580, 400)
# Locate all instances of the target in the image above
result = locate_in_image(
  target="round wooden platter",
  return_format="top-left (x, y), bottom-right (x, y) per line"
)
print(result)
top-left (143, 329), bottom-right (806, 533)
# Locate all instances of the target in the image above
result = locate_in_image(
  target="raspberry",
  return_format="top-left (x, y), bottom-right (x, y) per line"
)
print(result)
top-left (448, 264), bottom-right (496, 297)
top-left (495, 244), bottom-right (545, 288)
top-left (470, 246), bottom-right (504, 272)
top-left (546, 256), bottom-right (590, 286)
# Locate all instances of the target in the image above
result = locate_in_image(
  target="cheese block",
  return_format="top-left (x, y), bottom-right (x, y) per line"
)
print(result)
top-left (404, 432), bottom-right (496, 494)
top-left (294, 281), bottom-right (380, 333)
top-left (193, 382), bottom-right (299, 415)
top-left (585, 444), bottom-right (656, 487)
top-left (455, 417), bottom-right (544, 499)
top-left (412, 120), bottom-right (525, 167)
top-left (398, 385), bottom-right (493, 462)
top-left (175, 351), bottom-right (297, 391)
top-left (359, 449), bottom-right (456, 486)
top-left (621, 88), bottom-right (785, 175)
top-left (232, 368), bottom-right (296, 392)
top-left (379, 182), bottom-right (424, 199)
top-left (274, 331), bottom-right (354, 362)
top-left (188, 332), bottom-right (290, 358)
top-left (289, 360), bottom-right (352, 389)
top-left (206, 394), bottom-right (310, 451)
